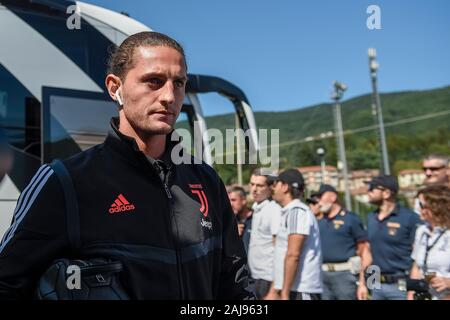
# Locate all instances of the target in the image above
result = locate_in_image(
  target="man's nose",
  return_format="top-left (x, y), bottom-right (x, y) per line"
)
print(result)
top-left (160, 81), bottom-right (175, 107)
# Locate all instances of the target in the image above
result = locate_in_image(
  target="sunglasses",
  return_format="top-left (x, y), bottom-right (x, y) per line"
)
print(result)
top-left (418, 200), bottom-right (427, 210)
top-left (422, 165), bottom-right (445, 172)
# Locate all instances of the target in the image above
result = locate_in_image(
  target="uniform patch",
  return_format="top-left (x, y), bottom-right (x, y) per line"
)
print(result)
top-left (387, 222), bottom-right (401, 228)
top-left (333, 220), bottom-right (345, 230)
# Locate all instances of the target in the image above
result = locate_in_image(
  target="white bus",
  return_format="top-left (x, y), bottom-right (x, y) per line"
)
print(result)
top-left (0, 0), bottom-right (258, 236)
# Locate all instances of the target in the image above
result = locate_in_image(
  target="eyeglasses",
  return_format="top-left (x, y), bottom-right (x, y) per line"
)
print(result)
top-left (418, 200), bottom-right (427, 210)
top-left (422, 165), bottom-right (445, 172)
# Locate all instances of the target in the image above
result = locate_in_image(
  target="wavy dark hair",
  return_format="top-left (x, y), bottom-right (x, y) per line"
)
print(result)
top-left (417, 185), bottom-right (450, 229)
top-left (107, 31), bottom-right (186, 81)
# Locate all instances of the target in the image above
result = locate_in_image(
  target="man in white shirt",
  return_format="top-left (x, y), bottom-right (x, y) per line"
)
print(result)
top-left (247, 168), bottom-right (282, 299)
top-left (265, 168), bottom-right (323, 300)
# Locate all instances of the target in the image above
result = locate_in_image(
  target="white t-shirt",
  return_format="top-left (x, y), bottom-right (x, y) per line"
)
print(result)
top-left (273, 199), bottom-right (323, 293)
top-left (248, 199), bottom-right (282, 281)
top-left (411, 224), bottom-right (450, 299)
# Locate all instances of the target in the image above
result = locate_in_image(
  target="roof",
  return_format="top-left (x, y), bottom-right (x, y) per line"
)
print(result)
top-left (399, 169), bottom-right (424, 175)
top-left (298, 165), bottom-right (337, 172)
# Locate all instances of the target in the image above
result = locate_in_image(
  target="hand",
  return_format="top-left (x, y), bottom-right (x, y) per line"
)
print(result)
top-left (357, 283), bottom-right (368, 300)
top-left (263, 290), bottom-right (280, 300)
top-left (280, 290), bottom-right (290, 300)
top-left (237, 223), bottom-right (245, 237)
top-left (407, 292), bottom-right (415, 300)
top-left (430, 277), bottom-right (450, 292)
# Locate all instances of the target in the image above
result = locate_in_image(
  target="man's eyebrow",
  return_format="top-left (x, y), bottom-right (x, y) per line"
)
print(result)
top-left (140, 72), bottom-right (188, 82)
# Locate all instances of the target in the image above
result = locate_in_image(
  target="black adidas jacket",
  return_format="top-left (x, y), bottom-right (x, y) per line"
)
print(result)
top-left (0, 118), bottom-right (252, 299)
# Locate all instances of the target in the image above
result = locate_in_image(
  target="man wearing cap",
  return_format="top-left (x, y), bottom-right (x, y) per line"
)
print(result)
top-left (247, 168), bottom-right (282, 299)
top-left (316, 184), bottom-right (372, 300)
top-left (265, 169), bottom-right (322, 300)
top-left (366, 175), bottom-right (423, 300)
top-left (306, 194), bottom-right (321, 218)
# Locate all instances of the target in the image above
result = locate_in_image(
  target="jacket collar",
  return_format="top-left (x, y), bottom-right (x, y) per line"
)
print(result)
top-left (105, 117), bottom-right (183, 166)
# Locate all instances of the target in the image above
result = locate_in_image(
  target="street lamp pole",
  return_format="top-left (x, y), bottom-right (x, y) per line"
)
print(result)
top-left (235, 113), bottom-right (243, 185)
top-left (368, 48), bottom-right (390, 175)
top-left (332, 81), bottom-right (352, 211)
top-left (316, 147), bottom-right (327, 184)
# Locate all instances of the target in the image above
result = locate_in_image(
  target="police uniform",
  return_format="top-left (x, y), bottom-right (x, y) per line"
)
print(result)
top-left (368, 204), bottom-right (423, 300)
top-left (318, 209), bottom-right (367, 300)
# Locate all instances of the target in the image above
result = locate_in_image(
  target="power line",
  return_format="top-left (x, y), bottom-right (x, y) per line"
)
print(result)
top-left (265, 108), bottom-right (450, 150)
top-left (214, 108), bottom-right (450, 156)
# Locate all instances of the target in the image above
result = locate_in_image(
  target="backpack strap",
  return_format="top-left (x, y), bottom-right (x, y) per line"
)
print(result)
top-left (49, 160), bottom-right (81, 250)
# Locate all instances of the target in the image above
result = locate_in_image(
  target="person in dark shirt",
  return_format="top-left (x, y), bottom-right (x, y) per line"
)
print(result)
top-left (0, 32), bottom-right (252, 300)
top-left (228, 185), bottom-right (253, 252)
top-left (366, 175), bottom-right (423, 300)
top-left (316, 184), bottom-right (372, 300)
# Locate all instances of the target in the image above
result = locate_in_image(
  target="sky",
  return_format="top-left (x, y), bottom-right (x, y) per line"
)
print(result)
top-left (86, 0), bottom-right (450, 116)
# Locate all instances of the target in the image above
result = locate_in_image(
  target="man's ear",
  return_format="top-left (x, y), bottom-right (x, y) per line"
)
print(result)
top-left (383, 189), bottom-right (392, 200)
top-left (331, 193), bottom-right (338, 203)
top-left (105, 74), bottom-right (122, 103)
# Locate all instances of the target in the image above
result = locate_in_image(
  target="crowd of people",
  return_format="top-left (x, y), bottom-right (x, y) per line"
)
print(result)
top-left (228, 153), bottom-right (450, 300)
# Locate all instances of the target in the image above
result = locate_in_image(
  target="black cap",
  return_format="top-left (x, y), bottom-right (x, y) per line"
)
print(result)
top-left (315, 184), bottom-right (338, 197)
top-left (364, 175), bottom-right (399, 194)
top-left (271, 168), bottom-right (305, 190)
top-left (306, 195), bottom-right (319, 205)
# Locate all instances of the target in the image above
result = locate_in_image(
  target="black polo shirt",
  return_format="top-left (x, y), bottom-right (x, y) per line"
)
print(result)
top-left (367, 204), bottom-right (423, 274)
top-left (318, 210), bottom-right (367, 263)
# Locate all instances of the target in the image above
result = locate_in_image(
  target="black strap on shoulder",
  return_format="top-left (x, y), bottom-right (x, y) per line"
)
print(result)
top-left (50, 160), bottom-right (81, 250)
top-left (423, 228), bottom-right (447, 273)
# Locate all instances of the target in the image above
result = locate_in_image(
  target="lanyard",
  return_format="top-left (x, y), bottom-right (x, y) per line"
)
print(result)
top-left (423, 228), bottom-right (447, 274)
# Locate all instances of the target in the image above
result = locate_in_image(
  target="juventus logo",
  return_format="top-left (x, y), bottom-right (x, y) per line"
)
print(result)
top-left (189, 184), bottom-right (209, 217)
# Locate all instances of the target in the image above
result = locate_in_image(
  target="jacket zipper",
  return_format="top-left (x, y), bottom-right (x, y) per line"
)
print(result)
top-left (156, 163), bottom-right (185, 300)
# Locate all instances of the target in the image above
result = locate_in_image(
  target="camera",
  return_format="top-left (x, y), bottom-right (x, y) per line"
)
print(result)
top-left (406, 279), bottom-right (432, 300)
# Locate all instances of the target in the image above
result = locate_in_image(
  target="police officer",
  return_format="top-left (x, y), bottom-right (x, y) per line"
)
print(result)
top-left (422, 153), bottom-right (450, 187)
top-left (316, 184), bottom-right (372, 300)
top-left (366, 175), bottom-right (423, 300)
top-left (414, 154), bottom-right (450, 214)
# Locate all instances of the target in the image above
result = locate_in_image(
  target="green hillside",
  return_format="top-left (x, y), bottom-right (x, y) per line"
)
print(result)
top-left (176, 85), bottom-right (450, 184)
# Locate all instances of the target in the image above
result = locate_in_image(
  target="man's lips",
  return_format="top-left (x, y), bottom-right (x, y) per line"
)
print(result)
top-left (153, 110), bottom-right (175, 116)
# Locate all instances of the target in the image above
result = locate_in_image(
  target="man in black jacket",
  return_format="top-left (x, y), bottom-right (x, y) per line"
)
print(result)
top-left (0, 32), bottom-right (252, 300)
